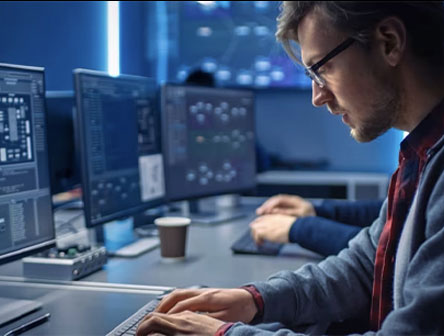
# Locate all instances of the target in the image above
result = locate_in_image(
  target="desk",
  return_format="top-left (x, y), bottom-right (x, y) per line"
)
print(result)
top-left (88, 219), bottom-right (322, 288)
top-left (0, 280), bottom-right (162, 335)
top-left (0, 197), bottom-right (324, 335)
top-left (0, 199), bottom-right (323, 288)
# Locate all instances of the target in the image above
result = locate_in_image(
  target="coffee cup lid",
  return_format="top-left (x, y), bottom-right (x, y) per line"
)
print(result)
top-left (154, 217), bottom-right (191, 227)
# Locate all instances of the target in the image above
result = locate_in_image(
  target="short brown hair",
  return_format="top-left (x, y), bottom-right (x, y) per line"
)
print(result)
top-left (276, 1), bottom-right (444, 68)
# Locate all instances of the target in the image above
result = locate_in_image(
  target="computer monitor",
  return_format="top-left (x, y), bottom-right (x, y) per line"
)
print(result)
top-left (0, 63), bottom-right (55, 325)
top-left (45, 91), bottom-right (81, 197)
top-left (161, 84), bottom-right (256, 204)
top-left (73, 69), bottom-right (165, 233)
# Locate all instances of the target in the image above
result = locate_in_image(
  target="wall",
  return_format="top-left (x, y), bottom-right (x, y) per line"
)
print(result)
top-left (119, 1), bottom-right (149, 77)
top-left (255, 89), bottom-right (403, 174)
top-left (0, 1), bottom-right (107, 90)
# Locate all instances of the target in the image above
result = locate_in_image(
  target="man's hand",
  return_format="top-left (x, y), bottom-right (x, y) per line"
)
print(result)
top-left (152, 287), bottom-right (257, 321)
top-left (136, 310), bottom-right (224, 336)
top-left (136, 288), bottom-right (257, 335)
top-left (250, 214), bottom-right (296, 244)
top-left (256, 194), bottom-right (316, 217)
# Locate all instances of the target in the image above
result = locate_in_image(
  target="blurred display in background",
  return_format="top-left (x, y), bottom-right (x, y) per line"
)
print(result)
top-left (145, 1), bottom-right (311, 89)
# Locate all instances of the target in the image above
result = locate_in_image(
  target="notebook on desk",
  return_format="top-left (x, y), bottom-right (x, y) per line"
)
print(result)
top-left (231, 228), bottom-right (284, 256)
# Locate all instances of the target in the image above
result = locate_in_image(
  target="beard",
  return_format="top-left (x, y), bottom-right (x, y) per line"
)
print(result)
top-left (339, 78), bottom-right (402, 143)
top-left (351, 85), bottom-right (401, 142)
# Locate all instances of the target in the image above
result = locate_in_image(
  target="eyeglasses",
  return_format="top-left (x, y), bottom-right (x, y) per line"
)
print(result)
top-left (304, 37), bottom-right (355, 88)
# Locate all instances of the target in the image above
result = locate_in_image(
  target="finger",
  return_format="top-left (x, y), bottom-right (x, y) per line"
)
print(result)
top-left (278, 208), bottom-right (301, 216)
top-left (137, 313), bottom-right (176, 336)
top-left (270, 208), bottom-right (292, 215)
top-left (257, 196), bottom-right (284, 213)
top-left (250, 217), bottom-right (275, 234)
top-left (167, 293), bottom-right (220, 315)
top-left (249, 217), bottom-right (264, 228)
top-left (155, 289), bottom-right (202, 313)
top-left (249, 219), bottom-right (269, 230)
top-left (250, 226), bottom-right (264, 245)
top-left (249, 216), bottom-right (262, 227)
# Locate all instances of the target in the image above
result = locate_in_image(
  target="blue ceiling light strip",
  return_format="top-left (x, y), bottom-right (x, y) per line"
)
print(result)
top-left (156, 1), bottom-right (168, 83)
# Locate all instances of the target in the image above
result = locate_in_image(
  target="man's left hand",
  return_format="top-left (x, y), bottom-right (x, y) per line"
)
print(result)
top-left (250, 214), bottom-right (296, 244)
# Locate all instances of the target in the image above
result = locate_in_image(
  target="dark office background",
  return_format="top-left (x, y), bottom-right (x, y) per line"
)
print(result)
top-left (0, 1), bottom-right (403, 175)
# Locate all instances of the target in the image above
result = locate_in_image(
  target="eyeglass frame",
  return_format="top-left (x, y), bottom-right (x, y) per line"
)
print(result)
top-left (304, 37), bottom-right (356, 88)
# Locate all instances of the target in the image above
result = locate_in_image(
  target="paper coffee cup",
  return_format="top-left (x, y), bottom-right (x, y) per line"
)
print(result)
top-left (154, 217), bottom-right (191, 260)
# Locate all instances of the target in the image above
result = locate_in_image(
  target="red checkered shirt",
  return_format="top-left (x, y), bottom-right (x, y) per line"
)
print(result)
top-left (370, 99), bottom-right (444, 330)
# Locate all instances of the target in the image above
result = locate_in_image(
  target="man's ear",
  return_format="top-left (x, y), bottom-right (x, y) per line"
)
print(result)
top-left (373, 16), bottom-right (406, 67)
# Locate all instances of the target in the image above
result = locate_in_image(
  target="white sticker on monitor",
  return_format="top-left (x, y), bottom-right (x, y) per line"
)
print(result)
top-left (139, 154), bottom-right (165, 201)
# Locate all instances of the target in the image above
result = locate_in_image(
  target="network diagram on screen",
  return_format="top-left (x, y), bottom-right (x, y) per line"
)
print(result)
top-left (160, 1), bottom-right (311, 89)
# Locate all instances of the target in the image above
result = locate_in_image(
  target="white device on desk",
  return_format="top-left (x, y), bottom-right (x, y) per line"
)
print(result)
top-left (109, 237), bottom-right (160, 258)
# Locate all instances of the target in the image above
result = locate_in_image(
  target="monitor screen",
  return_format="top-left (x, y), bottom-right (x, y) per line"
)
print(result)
top-left (74, 69), bottom-right (165, 228)
top-left (146, 2), bottom-right (311, 89)
top-left (162, 84), bottom-right (256, 201)
top-left (0, 63), bottom-right (55, 266)
top-left (45, 91), bottom-right (81, 195)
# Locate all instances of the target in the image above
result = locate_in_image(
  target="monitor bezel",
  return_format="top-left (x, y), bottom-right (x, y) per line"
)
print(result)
top-left (73, 68), bottom-right (165, 228)
top-left (0, 63), bottom-right (56, 266)
top-left (161, 83), bottom-right (257, 202)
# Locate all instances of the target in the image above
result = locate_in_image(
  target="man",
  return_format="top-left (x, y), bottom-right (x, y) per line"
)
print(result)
top-left (137, 2), bottom-right (444, 335)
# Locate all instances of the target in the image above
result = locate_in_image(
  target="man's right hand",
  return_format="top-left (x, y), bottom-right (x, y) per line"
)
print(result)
top-left (256, 194), bottom-right (316, 217)
top-left (154, 288), bottom-right (258, 323)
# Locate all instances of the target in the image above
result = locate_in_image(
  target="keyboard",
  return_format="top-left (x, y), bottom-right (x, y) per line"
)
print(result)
top-left (110, 237), bottom-right (160, 258)
top-left (106, 299), bottom-right (159, 336)
top-left (231, 229), bottom-right (284, 256)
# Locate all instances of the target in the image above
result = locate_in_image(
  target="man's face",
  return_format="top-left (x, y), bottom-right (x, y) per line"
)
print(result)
top-left (297, 9), bottom-right (401, 142)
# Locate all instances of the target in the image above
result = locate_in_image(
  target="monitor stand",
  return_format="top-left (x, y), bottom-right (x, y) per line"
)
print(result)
top-left (98, 216), bottom-right (160, 258)
top-left (181, 196), bottom-right (247, 225)
top-left (0, 297), bottom-right (41, 327)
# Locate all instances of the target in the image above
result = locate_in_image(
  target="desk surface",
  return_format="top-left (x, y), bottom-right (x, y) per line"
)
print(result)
top-left (90, 218), bottom-right (322, 288)
top-left (1, 200), bottom-right (323, 288)
top-left (0, 197), bottom-right (324, 335)
top-left (0, 280), bottom-right (160, 335)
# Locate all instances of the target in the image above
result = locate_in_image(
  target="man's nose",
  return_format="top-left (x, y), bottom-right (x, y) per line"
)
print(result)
top-left (311, 81), bottom-right (333, 107)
